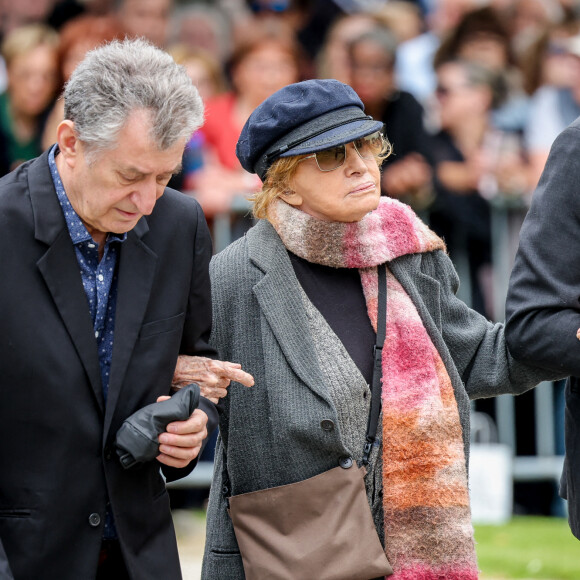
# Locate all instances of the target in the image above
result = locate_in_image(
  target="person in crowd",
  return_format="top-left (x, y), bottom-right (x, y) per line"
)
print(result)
top-left (520, 16), bottom-right (580, 97)
top-left (0, 38), bottom-right (252, 579)
top-left (505, 115), bottom-right (580, 542)
top-left (508, 0), bottom-right (567, 59)
top-left (0, 23), bottom-right (59, 175)
top-left (428, 58), bottom-right (530, 316)
top-left (192, 27), bottom-right (301, 223)
top-left (116, 0), bottom-right (173, 48)
top-left (0, 0), bottom-right (56, 38)
top-left (167, 43), bottom-right (227, 193)
top-left (395, 0), bottom-right (477, 104)
top-left (170, 3), bottom-right (232, 65)
top-left (316, 11), bottom-right (380, 83)
top-left (523, 29), bottom-right (580, 186)
top-left (41, 13), bottom-right (125, 150)
top-left (374, 0), bottom-right (424, 44)
top-left (433, 5), bottom-right (530, 133)
top-left (217, 0), bottom-right (340, 74)
top-left (348, 25), bottom-right (434, 212)
top-left (200, 78), bottom-right (558, 579)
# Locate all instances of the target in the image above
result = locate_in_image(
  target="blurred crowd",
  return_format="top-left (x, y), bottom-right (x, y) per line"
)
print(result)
top-left (2, 0), bottom-right (580, 319)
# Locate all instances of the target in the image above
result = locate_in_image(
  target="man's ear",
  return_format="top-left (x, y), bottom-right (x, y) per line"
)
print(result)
top-left (56, 120), bottom-right (79, 168)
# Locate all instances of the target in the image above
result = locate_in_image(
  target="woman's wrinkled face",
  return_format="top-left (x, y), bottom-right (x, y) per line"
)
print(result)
top-left (285, 141), bottom-right (381, 222)
top-left (8, 44), bottom-right (58, 117)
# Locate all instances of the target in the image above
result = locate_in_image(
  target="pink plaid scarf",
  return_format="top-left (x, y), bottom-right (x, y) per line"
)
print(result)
top-left (270, 197), bottom-right (479, 579)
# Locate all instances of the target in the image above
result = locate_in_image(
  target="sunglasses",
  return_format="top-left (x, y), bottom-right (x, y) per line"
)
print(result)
top-left (298, 131), bottom-right (385, 172)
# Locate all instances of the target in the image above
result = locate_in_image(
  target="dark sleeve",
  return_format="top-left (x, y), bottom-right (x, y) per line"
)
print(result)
top-left (180, 201), bottom-right (217, 358)
top-left (0, 537), bottom-right (14, 580)
top-left (163, 202), bottom-right (218, 483)
top-left (0, 127), bottom-right (11, 178)
top-left (505, 122), bottom-right (580, 375)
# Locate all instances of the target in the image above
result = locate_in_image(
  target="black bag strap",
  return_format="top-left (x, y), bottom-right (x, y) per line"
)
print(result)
top-left (362, 263), bottom-right (387, 466)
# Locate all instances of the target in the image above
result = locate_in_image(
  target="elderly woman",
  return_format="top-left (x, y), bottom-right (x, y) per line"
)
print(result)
top-left (200, 79), bottom-right (555, 580)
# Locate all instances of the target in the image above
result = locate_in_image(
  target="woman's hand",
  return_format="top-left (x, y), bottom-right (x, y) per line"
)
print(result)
top-left (172, 355), bottom-right (254, 404)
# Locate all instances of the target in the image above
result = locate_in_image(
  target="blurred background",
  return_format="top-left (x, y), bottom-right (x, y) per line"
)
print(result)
top-left (1, 0), bottom-right (579, 576)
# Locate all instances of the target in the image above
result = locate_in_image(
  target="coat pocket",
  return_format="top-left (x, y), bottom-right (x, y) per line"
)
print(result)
top-left (0, 508), bottom-right (31, 518)
top-left (139, 312), bottom-right (185, 339)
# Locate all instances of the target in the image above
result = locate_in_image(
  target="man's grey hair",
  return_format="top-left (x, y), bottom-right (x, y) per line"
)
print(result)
top-left (63, 37), bottom-right (204, 161)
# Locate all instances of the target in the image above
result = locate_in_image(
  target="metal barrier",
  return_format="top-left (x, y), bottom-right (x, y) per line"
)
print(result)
top-left (488, 196), bottom-right (564, 509)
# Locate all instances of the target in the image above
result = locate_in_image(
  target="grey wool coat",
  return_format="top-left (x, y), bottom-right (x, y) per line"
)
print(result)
top-left (202, 219), bottom-right (553, 579)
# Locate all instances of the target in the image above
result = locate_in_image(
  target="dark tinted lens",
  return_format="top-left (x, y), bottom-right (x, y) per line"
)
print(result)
top-left (315, 145), bottom-right (346, 171)
top-left (353, 132), bottom-right (383, 159)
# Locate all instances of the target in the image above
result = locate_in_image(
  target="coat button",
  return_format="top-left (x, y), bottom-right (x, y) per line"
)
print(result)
top-left (338, 456), bottom-right (353, 469)
top-left (104, 447), bottom-right (112, 461)
top-left (320, 419), bottom-right (335, 431)
top-left (88, 513), bottom-right (101, 527)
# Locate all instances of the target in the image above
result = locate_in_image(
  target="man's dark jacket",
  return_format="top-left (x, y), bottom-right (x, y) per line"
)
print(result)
top-left (0, 151), bottom-right (218, 578)
top-left (505, 117), bottom-right (580, 539)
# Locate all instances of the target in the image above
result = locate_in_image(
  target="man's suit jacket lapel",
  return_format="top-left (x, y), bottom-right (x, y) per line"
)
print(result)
top-left (247, 221), bottom-right (332, 404)
top-left (104, 218), bottom-right (156, 436)
top-left (29, 152), bottom-right (105, 412)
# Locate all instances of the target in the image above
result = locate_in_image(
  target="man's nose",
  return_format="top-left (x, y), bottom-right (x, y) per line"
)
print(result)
top-left (132, 180), bottom-right (160, 216)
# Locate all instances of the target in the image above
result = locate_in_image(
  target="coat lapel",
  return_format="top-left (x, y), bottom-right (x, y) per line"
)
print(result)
top-left (104, 221), bottom-right (156, 435)
top-left (248, 222), bottom-right (332, 404)
top-left (30, 152), bottom-right (105, 411)
top-left (37, 231), bottom-right (105, 410)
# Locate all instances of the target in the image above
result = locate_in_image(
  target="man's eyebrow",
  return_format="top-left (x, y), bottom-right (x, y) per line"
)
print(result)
top-left (117, 164), bottom-right (183, 177)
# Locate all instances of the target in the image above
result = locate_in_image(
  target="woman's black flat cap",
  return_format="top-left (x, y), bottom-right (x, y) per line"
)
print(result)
top-left (236, 78), bottom-right (384, 181)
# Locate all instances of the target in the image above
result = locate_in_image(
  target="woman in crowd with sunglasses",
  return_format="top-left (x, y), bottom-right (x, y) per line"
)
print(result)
top-left (197, 79), bottom-right (558, 580)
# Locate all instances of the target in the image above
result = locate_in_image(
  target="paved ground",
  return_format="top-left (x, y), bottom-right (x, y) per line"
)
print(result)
top-left (172, 509), bottom-right (544, 580)
top-left (174, 509), bottom-right (205, 579)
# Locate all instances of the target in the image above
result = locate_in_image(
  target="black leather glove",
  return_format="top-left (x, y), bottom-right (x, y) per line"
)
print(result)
top-left (115, 383), bottom-right (200, 469)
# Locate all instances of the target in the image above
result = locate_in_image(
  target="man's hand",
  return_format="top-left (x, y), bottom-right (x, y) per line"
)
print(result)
top-left (155, 398), bottom-right (208, 468)
top-left (173, 355), bottom-right (254, 404)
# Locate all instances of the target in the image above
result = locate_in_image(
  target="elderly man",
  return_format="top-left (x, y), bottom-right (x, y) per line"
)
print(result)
top-left (0, 38), bottom-right (252, 579)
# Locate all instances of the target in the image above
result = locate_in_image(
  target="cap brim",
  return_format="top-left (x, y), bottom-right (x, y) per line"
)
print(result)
top-left (279, 117), bottom-right (384, 158)
top-left (254, 105), bottom-right (384, 180)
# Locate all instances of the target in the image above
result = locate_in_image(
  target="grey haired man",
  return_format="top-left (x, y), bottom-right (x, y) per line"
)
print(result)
top-left (0, 38), bottom-right (251, 579)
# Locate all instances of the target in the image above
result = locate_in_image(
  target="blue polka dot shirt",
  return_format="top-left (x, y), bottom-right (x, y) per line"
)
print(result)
top-left (48, 145), bottom-right (127, 404)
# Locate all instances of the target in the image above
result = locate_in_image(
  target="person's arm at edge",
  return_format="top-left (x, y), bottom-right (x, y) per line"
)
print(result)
top-left (0, 536), bottom-right (14, 580)
top-left (505, 122), bottom-right (580, 376)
